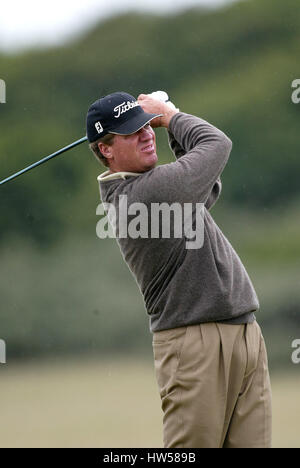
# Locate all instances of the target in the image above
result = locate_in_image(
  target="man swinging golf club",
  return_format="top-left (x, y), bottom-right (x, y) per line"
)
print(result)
top-left (86, 91), bottom-right (272, 448)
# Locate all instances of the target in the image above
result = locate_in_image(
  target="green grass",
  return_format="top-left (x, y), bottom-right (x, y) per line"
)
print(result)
top-left (0, 356), bottom-right (299, 448)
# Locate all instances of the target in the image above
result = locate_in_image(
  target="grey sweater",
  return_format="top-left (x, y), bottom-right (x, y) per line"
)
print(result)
top-left (98, 112), bottom-right (258, 332)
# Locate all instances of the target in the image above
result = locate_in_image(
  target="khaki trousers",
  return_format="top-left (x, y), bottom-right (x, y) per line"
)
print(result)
top-left (152, 321), bottom-right (272, 448)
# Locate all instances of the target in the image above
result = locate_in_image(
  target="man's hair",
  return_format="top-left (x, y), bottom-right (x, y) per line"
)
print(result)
top-left (89, 133), bottom-right (115, 168)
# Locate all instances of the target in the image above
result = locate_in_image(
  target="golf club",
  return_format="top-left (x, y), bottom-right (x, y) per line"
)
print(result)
top-left (0, 136), bottom-right (88, 186)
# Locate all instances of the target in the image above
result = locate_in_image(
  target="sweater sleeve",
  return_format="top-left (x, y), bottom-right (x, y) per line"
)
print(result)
top-left (168, 121), bottom-right (223, 210)
top-left (129, 112), bottom-right (232, 206)
top-left (205, 177), bottom-right (222, 210)
top-left (167, 129), bottom-right (186, 160)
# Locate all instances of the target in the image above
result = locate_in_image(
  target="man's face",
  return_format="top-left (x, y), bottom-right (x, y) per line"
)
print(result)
top-left (101, 123), bottom-right (158, 173)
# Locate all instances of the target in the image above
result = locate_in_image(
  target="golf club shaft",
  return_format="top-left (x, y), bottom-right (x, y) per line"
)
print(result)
top-left (0, 136), bottom-right (88, 186)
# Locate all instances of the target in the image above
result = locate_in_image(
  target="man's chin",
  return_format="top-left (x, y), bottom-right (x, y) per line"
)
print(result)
top-left (132, 152), bottom-right (158, 172)
top-left (145, 152), bottom-right (158, 167)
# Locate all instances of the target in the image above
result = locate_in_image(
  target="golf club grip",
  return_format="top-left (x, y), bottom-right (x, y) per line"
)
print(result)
top-left (0, 136), bottom-right (88, 186)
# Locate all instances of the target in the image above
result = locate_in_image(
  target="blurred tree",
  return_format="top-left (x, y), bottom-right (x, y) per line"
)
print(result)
top-left (0, 0), bottom-right (299, 244)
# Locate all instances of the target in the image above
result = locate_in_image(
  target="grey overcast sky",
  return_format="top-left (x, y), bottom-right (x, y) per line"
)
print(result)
top-left (0, 0), bottom-right (236, 52)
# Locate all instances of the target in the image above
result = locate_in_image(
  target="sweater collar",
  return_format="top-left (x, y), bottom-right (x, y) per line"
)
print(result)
top-left (97, 170), bottom-right (141, 182)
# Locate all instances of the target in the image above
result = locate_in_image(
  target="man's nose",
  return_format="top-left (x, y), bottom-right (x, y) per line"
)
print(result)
top-left (139, 126), bottom-right (152, 139)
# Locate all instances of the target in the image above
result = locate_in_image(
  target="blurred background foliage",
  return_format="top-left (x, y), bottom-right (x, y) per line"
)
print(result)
top-left (0, 0), bottom-right (299, 372)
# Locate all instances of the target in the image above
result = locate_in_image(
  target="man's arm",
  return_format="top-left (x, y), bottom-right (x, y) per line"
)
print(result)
top-left (205, 177), bottom-right (222, 210)
top-left (137, 95), bottom-right (232, 206)
top-left (168, 129), bottom-right (186, 160)
top-left (167, 123), bottom-right (223, 211)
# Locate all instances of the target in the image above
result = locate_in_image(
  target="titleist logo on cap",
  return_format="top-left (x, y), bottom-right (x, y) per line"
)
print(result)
top-left (114, 100), bottom-right (140, 118)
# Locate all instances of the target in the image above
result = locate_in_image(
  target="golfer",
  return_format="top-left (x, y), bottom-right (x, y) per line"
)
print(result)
top-left (86, 92), bottom-right (272, 448)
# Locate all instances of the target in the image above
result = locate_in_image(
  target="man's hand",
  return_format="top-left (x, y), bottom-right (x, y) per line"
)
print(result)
top-left (138, 94), bottom-right (179, 129)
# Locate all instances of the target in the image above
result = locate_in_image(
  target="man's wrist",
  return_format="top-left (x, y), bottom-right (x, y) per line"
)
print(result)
top-left (161, 109), bottom-right (179, 128)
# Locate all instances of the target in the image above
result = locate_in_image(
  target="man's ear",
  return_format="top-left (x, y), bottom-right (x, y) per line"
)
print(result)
top-left (98, 142), bottom-right (113, 160)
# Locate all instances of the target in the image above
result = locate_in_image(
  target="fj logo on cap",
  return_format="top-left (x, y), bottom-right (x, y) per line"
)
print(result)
top-left (114, 100), bottom-right (140, 118)
top-left (95, 121), bottom-right (103, 134)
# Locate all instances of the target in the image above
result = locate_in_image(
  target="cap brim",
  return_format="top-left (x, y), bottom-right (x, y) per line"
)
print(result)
top-left (109, 112), bottom-right (162, 135)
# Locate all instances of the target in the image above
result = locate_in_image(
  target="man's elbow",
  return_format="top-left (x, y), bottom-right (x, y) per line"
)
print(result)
top-left (217, 133), bottom-right (233, 157)
top-left (223, 133), bottom-right (233, 152)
